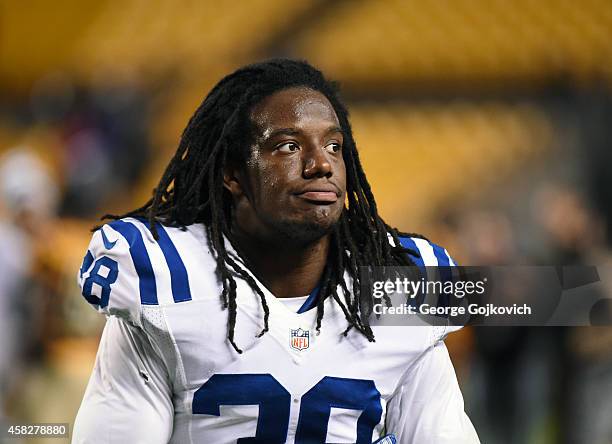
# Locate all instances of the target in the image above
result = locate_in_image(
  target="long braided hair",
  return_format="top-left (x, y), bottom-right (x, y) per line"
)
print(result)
top-left (103, 59), bottom-right (419, 353)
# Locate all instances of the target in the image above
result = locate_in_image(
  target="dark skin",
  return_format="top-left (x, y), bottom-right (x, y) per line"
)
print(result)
top-left (223, 87), bottom-right (347, 298)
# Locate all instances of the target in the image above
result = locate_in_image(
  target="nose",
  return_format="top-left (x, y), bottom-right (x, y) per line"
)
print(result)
top-left (303, 146), bottom-right (332, 179)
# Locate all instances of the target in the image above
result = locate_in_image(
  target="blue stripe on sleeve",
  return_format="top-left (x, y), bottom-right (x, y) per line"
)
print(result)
top-left (153, 223), bottom-right (192, 303)
top-left (108, 220), bottom-right (158, 305)
top-left (398, 237), bottom-right (425, 269)
top-left (398, 236), bottom-right (427, 307)
top-left (430, 243), bottom-right (451, 267)
top-left (429, 241), bottom-right (454, 308)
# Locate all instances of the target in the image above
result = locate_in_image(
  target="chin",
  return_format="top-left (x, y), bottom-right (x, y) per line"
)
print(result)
top-left (275, 216), bottom-right (338, 245)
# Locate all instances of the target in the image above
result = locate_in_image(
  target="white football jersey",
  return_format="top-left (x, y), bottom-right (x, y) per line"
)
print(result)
top-left (73, 218), bottom-right (479, 444)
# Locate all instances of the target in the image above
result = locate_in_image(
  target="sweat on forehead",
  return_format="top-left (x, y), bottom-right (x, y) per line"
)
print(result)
top-left (248, 87), bottom-right (340, 140)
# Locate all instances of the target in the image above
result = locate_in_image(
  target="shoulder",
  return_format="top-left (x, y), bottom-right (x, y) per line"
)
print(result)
top-left (78, 219), bottom-right (146, 324)
top-left (78, 218), bottom-right (216, 324)
top-left (388, 233), bottom-right (463, 343)
top-left (391, 233), bottom-right (457, 267)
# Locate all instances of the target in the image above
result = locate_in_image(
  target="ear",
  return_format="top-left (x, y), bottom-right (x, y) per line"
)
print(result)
top-left (223, 164), bottom-right (245, 199)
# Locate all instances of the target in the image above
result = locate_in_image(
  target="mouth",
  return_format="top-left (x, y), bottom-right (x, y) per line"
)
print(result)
top-left (294, 186), bottom-right (340, 204)
top-left (296, 191), bottom-right (339, 203)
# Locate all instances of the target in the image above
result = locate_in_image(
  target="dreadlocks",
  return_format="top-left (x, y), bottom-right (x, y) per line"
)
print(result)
top-left (103, 59), bottom-right (419, 353)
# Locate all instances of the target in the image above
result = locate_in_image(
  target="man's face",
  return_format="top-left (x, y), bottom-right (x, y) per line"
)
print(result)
top-left (225, 86), bottom-right (347, 244)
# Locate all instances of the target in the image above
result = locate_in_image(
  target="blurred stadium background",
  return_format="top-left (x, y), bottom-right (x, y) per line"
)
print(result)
top-left (1, 1), bottom-right (611, 443)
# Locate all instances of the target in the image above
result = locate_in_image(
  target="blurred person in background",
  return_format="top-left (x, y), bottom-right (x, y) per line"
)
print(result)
top-left (446, 209), bottom-right (544, 444)
top-left (444, 185), bottom-right (612, 444)
top-left (533, 184), bottom-right (612, 444)
top-left (0, 148), bottom-right (59, 420)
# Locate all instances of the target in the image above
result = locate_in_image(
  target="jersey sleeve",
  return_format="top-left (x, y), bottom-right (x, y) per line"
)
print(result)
top-left (384, 341), bottom-right (480, 444)
top-left (78, 223), bottom-right (144, 326)
top-left (397, 235), bottom-right (465, 344)
top-left (73, 316), bottom-right (173, 444)
top-left (396, 235), bottom-right (457, 269)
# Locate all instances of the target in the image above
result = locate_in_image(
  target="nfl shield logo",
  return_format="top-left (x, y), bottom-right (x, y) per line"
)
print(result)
top-left (290, 328), bottom-right (310, 351)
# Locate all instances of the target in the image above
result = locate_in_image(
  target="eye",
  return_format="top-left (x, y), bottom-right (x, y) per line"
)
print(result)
top-left (276, 142), bottom-right (300, 153)
top-left (325, 142), bottom-right (342, 153)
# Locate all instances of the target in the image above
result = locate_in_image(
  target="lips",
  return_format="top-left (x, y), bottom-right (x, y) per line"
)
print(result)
top-left (295, 185), bottom-right (340, 203)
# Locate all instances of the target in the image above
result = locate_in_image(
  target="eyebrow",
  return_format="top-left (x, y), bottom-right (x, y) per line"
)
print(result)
top-left (264, 126), bottom-right (344, 140)
top-left (324, 126), bottom-right (344, 137)
top-left (266, 128), bottom-right (300, 139)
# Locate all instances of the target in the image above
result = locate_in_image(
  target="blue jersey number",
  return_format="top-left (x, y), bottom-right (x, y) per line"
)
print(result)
top-left (82, 255), bottom-right (119, 308)
top-left (296, 376), bottom-right (382, 443)
top-left (193, 374), bottom-right (382, 443)
top-left (193, 374), bottom-right (290, 443)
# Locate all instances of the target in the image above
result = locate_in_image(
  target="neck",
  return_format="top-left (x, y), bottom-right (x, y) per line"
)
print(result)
top-left (231, 229), bottom-right (330, 298)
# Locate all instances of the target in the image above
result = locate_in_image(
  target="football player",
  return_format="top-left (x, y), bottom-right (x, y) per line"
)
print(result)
top-left (73, 59), bottom-right (479, 443)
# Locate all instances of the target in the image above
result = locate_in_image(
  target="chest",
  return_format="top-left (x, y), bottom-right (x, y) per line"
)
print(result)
top-left (144, 298), bottom-right (429, 444)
